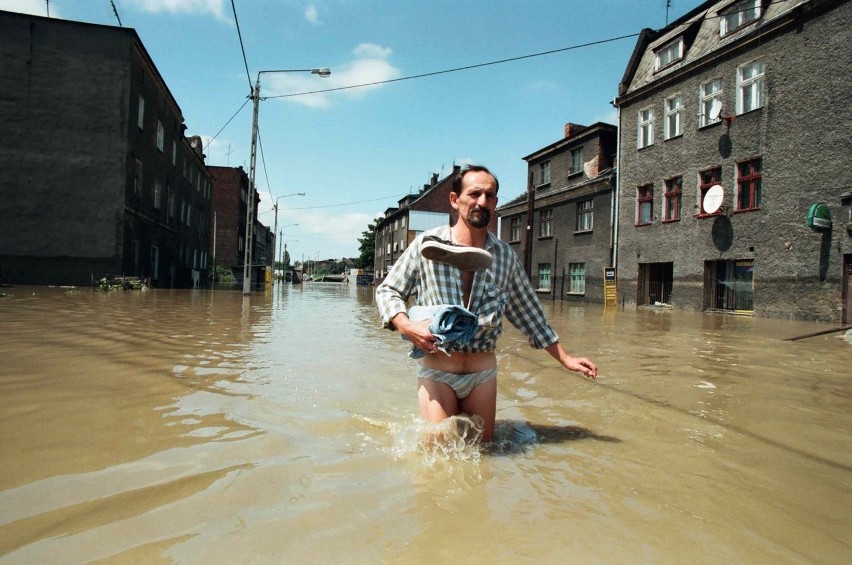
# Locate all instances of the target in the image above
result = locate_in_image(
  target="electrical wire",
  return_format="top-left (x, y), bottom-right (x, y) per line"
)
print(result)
top-left (264, 33), bottom-right (641, 100)
top-left (229, 0), bottom-right (253, 89)
top-left (203, 98), bottom-right (250, 152)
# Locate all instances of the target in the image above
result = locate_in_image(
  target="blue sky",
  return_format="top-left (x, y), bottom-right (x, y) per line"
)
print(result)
top-left (3, 0), bottom-right (706, 262)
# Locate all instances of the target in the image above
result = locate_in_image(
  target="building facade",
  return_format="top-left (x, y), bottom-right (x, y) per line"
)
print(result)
top-left (0, 10), bottom-right (211, 288)
top-left (613, 0), bottom-right (852, 322)
top-left (497, 122), bottom-right (617, 304)
top-left (373, 166), bottom-right (498, 280)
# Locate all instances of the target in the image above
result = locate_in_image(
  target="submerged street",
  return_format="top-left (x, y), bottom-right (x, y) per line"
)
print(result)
top-left (0, 284), bottom-right (849, 563)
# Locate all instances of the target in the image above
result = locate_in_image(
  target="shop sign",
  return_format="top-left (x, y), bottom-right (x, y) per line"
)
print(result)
top-left (806, 203), bottom-right (831, 231)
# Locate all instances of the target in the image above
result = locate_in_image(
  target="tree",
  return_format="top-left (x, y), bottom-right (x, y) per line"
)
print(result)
top-left (356, 216), bottom-right (382, 270)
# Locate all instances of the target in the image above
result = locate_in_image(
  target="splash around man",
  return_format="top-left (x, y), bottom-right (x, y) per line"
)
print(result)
top-left (376, 165), bottom-right (597, 442)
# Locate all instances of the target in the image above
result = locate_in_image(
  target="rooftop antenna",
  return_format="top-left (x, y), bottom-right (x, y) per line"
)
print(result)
top-left (110, 0), bottom-right (123, 26)
top-left (45, 0), bottom-right (49, 17)
top-left (665, 0), bottom-right (671, 25)
top-left (225, 142), bottom-right (234, 166)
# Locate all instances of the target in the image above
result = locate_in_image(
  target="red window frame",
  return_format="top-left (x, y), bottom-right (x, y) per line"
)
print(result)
top-left (698, 167), bottom-right (722, 216)
top-left (736, 158), bottom-right (762, 211)
top-left (637, 184), bottom-right (653, 226)
top-left (664, 176), bottom-right (682, 222)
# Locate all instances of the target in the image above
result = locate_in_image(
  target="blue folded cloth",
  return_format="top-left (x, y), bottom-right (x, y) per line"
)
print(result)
top-left (404, 304), bottom-right (479, 359)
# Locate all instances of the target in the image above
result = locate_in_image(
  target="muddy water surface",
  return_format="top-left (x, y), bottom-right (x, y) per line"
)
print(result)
top-left (0, 284), bottom-right (849, 563)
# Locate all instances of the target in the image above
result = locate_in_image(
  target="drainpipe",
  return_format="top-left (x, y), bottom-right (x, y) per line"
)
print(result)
top-left (611, 100), bottom-right (622, 270)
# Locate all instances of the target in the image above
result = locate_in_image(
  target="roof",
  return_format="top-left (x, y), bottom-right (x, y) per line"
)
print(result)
top-left (616, 0), bottom-right (816, 104)
top-left (522, 122), bottom-right (617, 162)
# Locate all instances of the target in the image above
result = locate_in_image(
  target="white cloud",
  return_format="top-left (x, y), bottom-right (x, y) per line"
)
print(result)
top-left (263, 43), bottom-right (401, 109)
top-left (305, 4), bottom-right (320, 25)
top-left (353, 43), bottom-right (392, 59)
top-left (0, 0), bottom-right (55, 16)
top-left (123, 0), bottom-right (228, 22)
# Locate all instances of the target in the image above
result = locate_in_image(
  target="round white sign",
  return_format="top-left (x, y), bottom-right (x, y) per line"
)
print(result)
top-left (703, 184), bottom-right (724, 214)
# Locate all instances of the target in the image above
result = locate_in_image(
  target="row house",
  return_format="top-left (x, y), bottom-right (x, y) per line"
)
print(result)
top-left (0, 10), bottom-right (212, 288)
top-left (614, 0), bottom-right (851, 322)
top-left (373, 165), bottom-right (498, 280)
top-left (208, 166), bottom-right (274, 288)
top-left (496, 123), bottom-right (617, 303)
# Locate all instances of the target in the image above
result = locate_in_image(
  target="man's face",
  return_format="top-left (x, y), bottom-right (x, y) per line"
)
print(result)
top-left (452, 171), bottom-right (498, 229)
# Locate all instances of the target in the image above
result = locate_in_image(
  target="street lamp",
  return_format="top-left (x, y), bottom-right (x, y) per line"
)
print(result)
top-left (243, 68), bottom-right (330, 295)
top-left (272, 195), bottom-right (304, 281)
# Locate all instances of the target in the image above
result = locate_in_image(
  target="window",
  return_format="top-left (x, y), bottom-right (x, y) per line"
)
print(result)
top-left (569, 263), bottom-right (586, 294)
top-left (637, 184), bottom-right (654, 225)
top-left (133, 160), bottom-right (142, 196)
top-left (705, 260), bottom-right (753, 312)
top-left (569, 148), bottom-right (583, 175)
top-left (638, 107), bottom-right (655, 148)
top-left (172, 140), bottom-right (177, 165)
top-left (400, 216), bottom-right (406, 229)
top-left (698, 167), bottom-right (722, 215)
top-left (538, 263), bottom-right (552, 291)
top-left (576, 199), bottom-right (593, 232)
top-left (386, 243), bottom-right (391, 256)
top-left (539, 209), bottom-right (553, 238)
top-left (700, 79), bottom-right (724, 127)
top-left (737, 60), bottom-right (765, 114)
top-left (664, 177), bottom-right (682, 222)
top-left (168, 190), bottom-right (175, 218)
top-left (392, 241), bottom-right (398, 253)
top-left (153, 178), bottom-right (162, 209)
top-left (655, 37), bottom-right (684, 70)
top-left (186, 203), bottom-right (192, 227)
top-left (664, 94), bottom-right (683, 139)
top-left (736, 158), bottom-right (762, 211)
top-left (721, 0), bottom-right (762, 36)
top-left (156, 120), bottom-right (164, 152)
top-left (539, 161), bottom-right (551, 186)
top-left (509, 216), bottom-right (522, 242)
top-left (137, 95), bottom-right (145, 130)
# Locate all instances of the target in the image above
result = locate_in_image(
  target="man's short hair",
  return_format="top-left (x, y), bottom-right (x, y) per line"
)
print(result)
top-left (451, 164), bottom-right (499, 195)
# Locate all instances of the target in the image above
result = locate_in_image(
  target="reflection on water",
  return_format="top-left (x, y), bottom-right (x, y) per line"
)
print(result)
top-left (0, 284), bottom-right (849, 563)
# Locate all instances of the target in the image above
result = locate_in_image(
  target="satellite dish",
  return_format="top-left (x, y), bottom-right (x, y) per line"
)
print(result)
top-left (708, 99), bottom-right (723, 121)
top-left (703, 184), bottom-right (724, 214)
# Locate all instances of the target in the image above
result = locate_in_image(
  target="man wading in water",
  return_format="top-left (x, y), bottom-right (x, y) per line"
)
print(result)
top-left (376, 164), bottom-right (597, 442)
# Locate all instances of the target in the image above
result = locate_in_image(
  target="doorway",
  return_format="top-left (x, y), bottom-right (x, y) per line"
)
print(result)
top-left (638, 262), bottom-right (673, 306)
top-left (705, 259), bottom-right (753, 313)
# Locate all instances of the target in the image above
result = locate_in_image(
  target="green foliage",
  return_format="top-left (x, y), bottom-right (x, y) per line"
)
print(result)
top-left (356, 216), bottom-right (382, 270)
top-left (210, 265), bottom-right (235, 282)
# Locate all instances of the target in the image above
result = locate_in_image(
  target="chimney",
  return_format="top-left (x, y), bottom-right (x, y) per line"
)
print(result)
top-left (431, 173), bottom-right (439, 186)
top-left (564, 122), bottom-right (584, 138)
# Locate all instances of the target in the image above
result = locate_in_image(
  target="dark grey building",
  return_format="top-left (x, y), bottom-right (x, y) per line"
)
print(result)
top-left (0, 10), bottom-right (212, 288)
top-left (613, 0), bottom-right (852, 322)
top-left (497, 122), bottom-right (617, 304)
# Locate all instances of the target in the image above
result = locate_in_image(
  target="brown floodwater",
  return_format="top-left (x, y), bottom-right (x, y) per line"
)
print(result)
top-left (0, 283), bottom-right (849, 564)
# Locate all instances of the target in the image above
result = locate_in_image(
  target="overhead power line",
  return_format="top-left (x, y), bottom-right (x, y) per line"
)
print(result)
top-left (230, 0), bottom-right (253, 89)
top-left (264, 32), bottom-right (641, 100)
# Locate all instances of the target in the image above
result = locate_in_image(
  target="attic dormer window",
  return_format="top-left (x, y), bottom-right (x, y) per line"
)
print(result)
top-left (654, 37), bottom-right (684, 71)
top-left (720, 0), bottom-right (762, 36)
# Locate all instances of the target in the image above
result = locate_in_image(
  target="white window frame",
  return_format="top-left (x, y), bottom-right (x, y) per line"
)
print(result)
top-left (569, 148), bottom-right (583, 175)
top-left (539, 209), bottom-right (553, 238)
top-left (137, 95), bottom-right (145, 130)
top-left (539, 161), bottom-right (551, 186)
top-left (700, 78), bottom-right (724, 127)
top-left (569, 263), bottom-right (586, 294)
top-left (664, 94), bottom-right (683, 139)
top-left (721, 0), bottom-right (762, 36)
top-left (156, 120), bottom-right (164, 152)
top-left (737, 60), bottom-right (765, 114)
top-left (654, 36), bottom-right (684, 71)
top-left (576, 199), bottom-right (593, 232)
top-left (171, 140), bottom-right (177, 165)
top-left (538, 263), bottom-right (552, 292)
top-left (638, 107), bottom-right (655, 148)
top-left (509, 216), bottom-right (522, 242)
top-left (153, 178), bottom-right (162, 209)
top-left (134, 159), bottom-right (143, 196)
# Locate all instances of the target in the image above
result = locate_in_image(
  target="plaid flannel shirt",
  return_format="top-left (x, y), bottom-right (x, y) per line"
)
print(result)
top-left (375, 225), bottom-right (559, 352)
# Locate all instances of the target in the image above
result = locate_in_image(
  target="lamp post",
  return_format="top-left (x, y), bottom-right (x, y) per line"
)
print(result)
top-left (272, 196), bottom-right (303, 281)
top-left (274, 222), bottom-right (298, 281)
top-left (242, 67), bottom-right (330, 295)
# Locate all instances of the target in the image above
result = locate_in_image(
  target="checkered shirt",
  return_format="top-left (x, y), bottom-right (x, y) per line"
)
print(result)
top-left (375, 225), bottom-right (559, 352)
